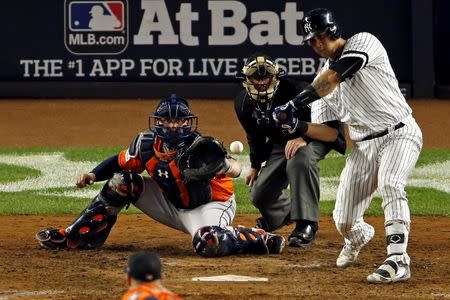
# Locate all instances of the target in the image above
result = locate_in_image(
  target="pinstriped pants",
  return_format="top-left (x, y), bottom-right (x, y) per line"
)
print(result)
top-left (333, 115), bottom-right (423, 248)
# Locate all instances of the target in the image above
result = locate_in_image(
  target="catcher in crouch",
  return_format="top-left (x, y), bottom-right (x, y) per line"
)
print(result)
top-left (36, 94), bottom-right (285, 257)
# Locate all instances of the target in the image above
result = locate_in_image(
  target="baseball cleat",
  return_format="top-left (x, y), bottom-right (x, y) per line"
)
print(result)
top-left (36, 228), bottom-right (68, 249)
top-left (336, 225), bottom-right (375, 268)
top-left (367, 260), bottom-right (411, 283)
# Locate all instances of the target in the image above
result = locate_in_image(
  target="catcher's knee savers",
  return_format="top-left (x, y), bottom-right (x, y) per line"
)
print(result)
top-left (36, 171), bottom-right (143, 249)
top-left (192, 225), bottom-right (285, 257)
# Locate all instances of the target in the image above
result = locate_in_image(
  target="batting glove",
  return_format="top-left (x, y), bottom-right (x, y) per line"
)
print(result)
top-left (273, 101), bottom-right (299, 134)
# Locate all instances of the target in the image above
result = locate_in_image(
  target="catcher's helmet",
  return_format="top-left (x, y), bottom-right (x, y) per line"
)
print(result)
top-left (150, 94), bottom-right (198, 149)
top-left (238, 53), bottom-right (285, 103)
top-left (301, 8), bottom-right (341, 42)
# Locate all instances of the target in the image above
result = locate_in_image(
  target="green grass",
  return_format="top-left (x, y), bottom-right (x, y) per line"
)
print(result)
top-left (0, 147), bottom-right (122, 161)
top-left (0, 163), bottom-right (41, 183)
top-left (0, 148), bottom-right (448, 216)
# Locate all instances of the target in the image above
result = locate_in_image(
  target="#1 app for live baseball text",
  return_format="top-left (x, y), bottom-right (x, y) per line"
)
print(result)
top-left (64, 0), bottom-right (128, 55)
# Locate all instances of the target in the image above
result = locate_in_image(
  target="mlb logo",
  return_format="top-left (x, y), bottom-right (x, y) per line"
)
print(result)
top-left (69, 1), bottom-right (124, 32)
top-left (65, 0), bottom-right (128, 54)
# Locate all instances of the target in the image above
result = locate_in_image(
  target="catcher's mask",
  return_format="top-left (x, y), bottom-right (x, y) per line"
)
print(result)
top-left (238, 54), bottom-right (285, 103)
top-left (150, 94), bottom-right (198, 149)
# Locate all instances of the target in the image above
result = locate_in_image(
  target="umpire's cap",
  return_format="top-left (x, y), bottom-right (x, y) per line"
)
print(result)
top-left (301, 8), bottom-right (341, 41)
top-left (126, 251), bottom-right (162, 282)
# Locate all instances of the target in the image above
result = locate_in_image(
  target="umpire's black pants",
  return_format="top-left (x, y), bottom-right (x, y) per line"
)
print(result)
top-left (250, 141), bottom-right (331, 231)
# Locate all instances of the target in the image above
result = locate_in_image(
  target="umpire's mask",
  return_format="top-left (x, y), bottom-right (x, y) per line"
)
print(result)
top-left (238, 54), bottom-right (285, 103)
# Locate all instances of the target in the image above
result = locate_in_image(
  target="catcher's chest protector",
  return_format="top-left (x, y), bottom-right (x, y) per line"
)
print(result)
top-left (145, 155), bottom-right (211, 209)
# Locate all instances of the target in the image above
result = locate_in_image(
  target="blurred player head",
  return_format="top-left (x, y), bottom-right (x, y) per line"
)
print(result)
top-left (126, 251), bottom-right (162, 285)
top-left (239, 53), bottom-right (285, 103)
top-left (150, 94), bottom-right (198, 149)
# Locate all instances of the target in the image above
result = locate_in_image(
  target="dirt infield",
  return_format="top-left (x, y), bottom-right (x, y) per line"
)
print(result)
top-left (0, 99), bottom-right (449, 299)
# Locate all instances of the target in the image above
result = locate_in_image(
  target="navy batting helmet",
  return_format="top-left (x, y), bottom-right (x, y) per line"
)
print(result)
top-left (150, 94), bottom-right (198, 149)
top-left (301, 8), bottom-right (341, 42)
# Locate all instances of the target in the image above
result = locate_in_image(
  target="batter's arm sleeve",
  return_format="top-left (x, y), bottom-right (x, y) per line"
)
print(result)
top-left (329, 56), bottom-right (365, 80)
top-left (339, 32), bottom-right (383, 69)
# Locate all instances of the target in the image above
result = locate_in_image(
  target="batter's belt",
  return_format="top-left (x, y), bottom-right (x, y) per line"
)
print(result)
top-left (361, 122), bottom-right (405, 141)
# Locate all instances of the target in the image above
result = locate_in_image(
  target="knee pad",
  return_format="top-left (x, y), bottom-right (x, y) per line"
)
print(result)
top-left (193, 226), bottom-right (234, 257)
top-left (193, 225), bottom-right (250, 257)
top-left (101, 171), bottom-right (144, 208)
top-left (192, 225), bottom-right (284, 257)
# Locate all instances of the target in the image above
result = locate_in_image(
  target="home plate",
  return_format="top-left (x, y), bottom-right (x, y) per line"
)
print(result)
top-left (192, 275), bottom-right (268, 282)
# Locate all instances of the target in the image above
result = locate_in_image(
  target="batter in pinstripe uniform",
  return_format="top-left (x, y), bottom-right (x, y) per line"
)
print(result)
top-left (274, 8), bottom-right (423, 283)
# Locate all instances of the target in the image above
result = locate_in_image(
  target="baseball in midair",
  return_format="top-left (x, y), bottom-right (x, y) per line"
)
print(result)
top-left (229, 141), bottom-right (244, 154)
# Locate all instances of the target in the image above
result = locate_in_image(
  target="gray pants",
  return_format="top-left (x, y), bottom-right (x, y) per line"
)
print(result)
top-left (135, 176), bottom-right (236, 236)
top-left (250, 141), bottom-right (330, 230)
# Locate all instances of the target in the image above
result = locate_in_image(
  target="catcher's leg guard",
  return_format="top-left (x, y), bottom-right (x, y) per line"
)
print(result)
top-left (36, 171), bottom-right (143, 249)
top-left (192, 226), bottom-right (285, 257)
top-left (235, 227), bottom-right (286, 255)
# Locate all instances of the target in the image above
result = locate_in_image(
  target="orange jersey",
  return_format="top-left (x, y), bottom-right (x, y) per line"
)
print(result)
top-left (118, 134), bottom-right (234, 209)
top-left (121, 282), bottom-right (182, 300)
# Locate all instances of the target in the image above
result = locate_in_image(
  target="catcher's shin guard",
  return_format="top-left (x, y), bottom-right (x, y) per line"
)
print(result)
top-left (235, 227), bottom-right (285, 255)
top-left (39, 171), bottom-right (144, 249)
top-left (192, 226), bottom-right (285, 257)
top-left (64, 196), bottom-right (118, 249)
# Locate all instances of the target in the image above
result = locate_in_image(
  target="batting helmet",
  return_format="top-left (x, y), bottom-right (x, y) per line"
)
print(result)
top-left (150, 94), bottom-right (198, 149)
top-left (238, 53), bottom-right (285, 103)
top-left (301, 8), bottom-right (341, 42)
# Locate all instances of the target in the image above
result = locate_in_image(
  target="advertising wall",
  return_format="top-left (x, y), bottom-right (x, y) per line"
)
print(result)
top-left (0, 0), bottom-right (434, 98)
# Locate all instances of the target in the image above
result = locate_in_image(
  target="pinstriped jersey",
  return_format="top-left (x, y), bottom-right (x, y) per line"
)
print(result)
top-left (311, 99), bottom-right (340, 124)
top-left (314, 32), bottom-right (412, 141)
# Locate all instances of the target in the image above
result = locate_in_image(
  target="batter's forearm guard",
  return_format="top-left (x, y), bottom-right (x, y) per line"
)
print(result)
top-left (292, 85), bottom-right (320, 108)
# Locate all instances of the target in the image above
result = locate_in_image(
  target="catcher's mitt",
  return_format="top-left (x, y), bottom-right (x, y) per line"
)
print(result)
top-left (178, 136), bottom-right (228, 182)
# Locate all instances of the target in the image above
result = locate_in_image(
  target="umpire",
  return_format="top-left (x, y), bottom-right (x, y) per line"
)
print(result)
top-left (234, 53), bottom-right (346, 247)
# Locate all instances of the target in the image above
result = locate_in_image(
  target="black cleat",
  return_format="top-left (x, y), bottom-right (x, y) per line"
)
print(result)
top-left (36, 228), bottom-right (68, 249)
